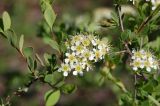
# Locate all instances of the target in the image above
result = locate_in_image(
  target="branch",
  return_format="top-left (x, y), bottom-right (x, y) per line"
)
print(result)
top-left (117, 5), bottom-right (124, 32)
top-left (148, 95), bottom-right (160, 106)
top-left (5, 77), bottom-right (39, 105)
top-left (124, 42), bottom-right (132, 56)
top-left (134, 74), bottom-right (137, 105)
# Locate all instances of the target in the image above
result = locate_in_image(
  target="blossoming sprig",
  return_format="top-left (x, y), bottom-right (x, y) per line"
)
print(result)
top-left (130, 49), bottom-right (159, 72)
top-left (58, 34), bottom-right (111, 77)
top-left (130, 0), bottom-right (160, 10)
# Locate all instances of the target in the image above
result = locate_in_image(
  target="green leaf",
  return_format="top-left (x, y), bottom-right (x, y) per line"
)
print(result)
top-left (0, 27), bottom-right (6, 38)
top-left (44, 53), bottom-right (51, 64)
top-left (44, 90), bottom-right (60, 106)
top-left (19, 35), bottom-right (24, 52)
top-left (137, 36), bottom-right (148, 47)
top-left (44, 3), bottom-right (56, 30)
top-left (43, 36), bottom-right (60, 53)
top-left (5, 29), bottom-right (17, 47)
top-left (27, 56), bottom-right (34, 71)
top-left (35, 54), bottom-right (44, 66)
top-left (2, 11), bottom-right (11, 31)
top-left (0, 27), bottom-right (3, 33)
top-left (60, 83), bottom-right (77, 94)
top-left (23, 47), bottom-right (33, 57)
top-left (44, 71), bottom-right (64, 86)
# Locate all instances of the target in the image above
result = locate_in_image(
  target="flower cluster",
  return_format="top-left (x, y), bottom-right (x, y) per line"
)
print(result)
top-left (130, 49), bottom-right (158, 72)
top-left (130, 0), bottom-right (160, 10)
top-left (150, 0), bottom-right (160, 10)
top-left (58, 34), bottom-right (110, 76)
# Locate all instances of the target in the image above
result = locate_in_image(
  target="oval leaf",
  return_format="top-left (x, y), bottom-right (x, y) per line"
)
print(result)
top-left (2, 11), bottom-right (11, 31)
top-left (19, 35), bottom-right (24, 52)
top-left (23, 47), bottom-right (33, 57)
top-left (44, 3), bottom-right (56, 30)
top-left (43, 37), bottom-right (60, 53)
top-left (44, 71), bottom-right (64, 86)
top-left (44, 90), bottom-right (60, 106)
top-left (60, 83), bottom-right (77, 94)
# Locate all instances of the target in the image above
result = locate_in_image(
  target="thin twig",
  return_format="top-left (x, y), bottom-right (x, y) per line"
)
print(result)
top-left (5, 77), bottom-right (39, 105)
top-left (124, 42), bottom-right (132, 56)
top-left (117, 5), bottom-right (124, 32)
top-left (134, 74), bottom-right (137, 105)
top-left (148, 95), bottom-right (160, 106)
top-left (115, 50), bottom-right (127, 54)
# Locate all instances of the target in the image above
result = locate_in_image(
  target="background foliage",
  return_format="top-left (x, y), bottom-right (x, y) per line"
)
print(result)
top-left (0, 0), bottom-right (160, 106)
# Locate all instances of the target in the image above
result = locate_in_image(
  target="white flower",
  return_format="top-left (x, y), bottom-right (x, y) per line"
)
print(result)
top-left (131, 49), bottom-right (158, 72)
top-left (58, 63), bottom-right (71, 77)
top-left (133, 66), bottom-right (138, 71)
top-left (65, 52), bottom-right (77, 64)
top-left (58, 34), bottom-right (111, 76)
top-left (73, 64), bottom-right (84, 76)
top-left (71, 45), bottom-right (84, 55)
top-left (82, 37), bottom-right (90, 47)
top-left (93, 49), bottom-right (103, 62)
top-left (71, 35), bottom-right (82, 45)
top-left (86, 62), bottom-right (92, 71)
top-left (146, 0), bottom-right (160, 10)
top-left (131, 60), bottom-right (141, 71)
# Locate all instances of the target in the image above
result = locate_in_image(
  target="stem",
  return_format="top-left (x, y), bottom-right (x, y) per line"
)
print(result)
top-left (5, 77), bottom-right (39, 105)
top-left (134, 74), bottom-right (137, 105)
top-left (124, 42), bottom-right (132, 56)
top-left (115, 50), bottom-right (127, 54)
top-left (148, 95), bottom-right (160, 106)
top-left (105, 69), bottom-right (128, 93)
top-left (117, 5), bottom-right (124, 32)
top-left (137, 5), bottom-right (160, 33)
top-left (116, 5), bottom-right (132, 56)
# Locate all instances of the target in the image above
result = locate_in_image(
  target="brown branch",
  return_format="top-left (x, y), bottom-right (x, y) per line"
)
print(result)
top-left (5, 77), bottom-right (39, 105)
top-left (124, 42), bottom-right (132, 56)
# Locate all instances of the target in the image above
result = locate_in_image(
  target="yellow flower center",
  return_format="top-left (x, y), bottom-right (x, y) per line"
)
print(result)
top-left (82, 39), bottom-right (90, 46)
top-left (133, 61), bottom-right (141, 67)
top-left (146, 52), bottom-right (152, 58)
top-left (95, 51), bottom-right (101, 58)
top-left (134, 52), bottom-right (142, 58)
top-left (144, 61), bottom-right (151, 67)
top-left (75, 65), bottom-right (82, 72)
top-left (62, 65), bottom-right (69, 71)
top-left (69, 55), bottom-right (75, 61)
top-left (76, 45), bottom-right (83, 52)
top-left (84, 52), bottom-right (90, 58)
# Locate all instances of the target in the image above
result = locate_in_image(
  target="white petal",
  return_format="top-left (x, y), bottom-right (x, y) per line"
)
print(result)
top-left (73, 71), bottom-right (78, 76)
top-left (58, 68), bottom-right (61, 72)
top-left (98, 45), bottom-right (102, 50)
top-left (79, 71), bottom-right (83, 76)
top-left (63, 72), bottom-right (68, 76)
top-left (75, 41), bottom-right (80, 45)
top-left (92, 40), bottom-right (97, 46)
top-left (65, 59), bottom-right (69, 63)
top-left (133, 67), bottom-right (138, 71)
top-left (148, 57), bottom-right (153, 62)
top-left (71, 46), bottom-right (75, 51)
top-left (72, 52), bottom-right (75, 56)
top-left (152, 65), bottom-right (157, 69)
top-left (131, 56), bottom-right (135, 59)
top-left (140, 64), bottom-right (144, 69)
top-left (146, 67), bottom-right (151, 72)
top-left (65, 53), bottom-right (69, 56)
top-left (89, 55), bottom-right (94, 60)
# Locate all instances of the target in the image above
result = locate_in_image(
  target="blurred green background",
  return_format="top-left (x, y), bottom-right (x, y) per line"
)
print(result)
top-left (0, 0), bottom-right (134, 106)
